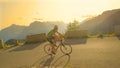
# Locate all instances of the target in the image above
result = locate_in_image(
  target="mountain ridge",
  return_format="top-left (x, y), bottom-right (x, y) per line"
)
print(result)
top-left (0, 21), bottom-right (67, 42)
top-left (80, 8), bottom-right (120, 34)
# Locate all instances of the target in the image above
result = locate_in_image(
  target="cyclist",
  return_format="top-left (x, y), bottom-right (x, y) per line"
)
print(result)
top-left (47, 25), bottom-right (63, 55)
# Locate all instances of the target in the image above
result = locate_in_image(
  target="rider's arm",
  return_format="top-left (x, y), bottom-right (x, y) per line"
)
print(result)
top-left (56, 31), bottom-right (64, 38)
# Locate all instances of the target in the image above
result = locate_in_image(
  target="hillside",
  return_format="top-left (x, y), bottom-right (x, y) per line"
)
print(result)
top-left (0, 24), bottom-right (26, 42)
top-left (80, 9), bottom-right (120, 34)
top-left (0, 21), bottom-right (67, 42)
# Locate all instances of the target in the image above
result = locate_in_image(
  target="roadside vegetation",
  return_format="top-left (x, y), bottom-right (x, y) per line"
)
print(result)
top-left (87, 32), bottom-right (116, 38)
top-left (0, 39), bottom-right (25, 49)
top-left (67, 20), bottom-right (80, 31)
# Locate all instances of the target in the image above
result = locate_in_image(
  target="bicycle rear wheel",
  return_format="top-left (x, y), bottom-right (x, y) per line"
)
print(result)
top-left (60, 44), bottom-right (72, 55)
top-left (44, 44), bottom-right (52, 55)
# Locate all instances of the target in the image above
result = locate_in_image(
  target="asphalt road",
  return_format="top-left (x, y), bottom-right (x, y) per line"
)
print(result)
top-left (0, 37), bottom-right (120, 68)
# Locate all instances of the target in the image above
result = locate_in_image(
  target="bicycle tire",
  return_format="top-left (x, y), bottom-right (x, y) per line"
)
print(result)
top-left (60, 44), bottom-right (72, 55)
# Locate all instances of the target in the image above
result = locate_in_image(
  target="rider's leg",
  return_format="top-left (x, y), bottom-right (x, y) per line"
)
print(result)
top-left (47, 38), bottom-right (55, 53)
top-left (49, 38), bottom-right (56, 54)
top-left (51, 44), bottom-right (55, 51)
top-left (51, 42), bottom-right (56, 54)
top-left (51, 36), bottom-right (58, 54)
top-left (48, 36), bottom-right (57, 54)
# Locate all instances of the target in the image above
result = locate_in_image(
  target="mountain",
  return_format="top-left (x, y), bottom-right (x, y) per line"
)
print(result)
top-left (0, 24), bottom-right (26, 42)
top-left (0, 21), bottom-right (67, 42)
top-left (80, 9), bottom-right (120, 34)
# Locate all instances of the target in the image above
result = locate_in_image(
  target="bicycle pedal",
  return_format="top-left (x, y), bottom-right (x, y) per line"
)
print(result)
top-left (51, 51), bottom-right (56, 55)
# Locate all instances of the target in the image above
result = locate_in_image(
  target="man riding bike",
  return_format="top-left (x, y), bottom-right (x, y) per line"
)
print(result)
top-left (47, 25), bottom-right (63, 55)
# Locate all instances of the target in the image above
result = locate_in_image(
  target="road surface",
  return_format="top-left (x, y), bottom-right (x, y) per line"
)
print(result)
top-left (0, 37), bottom-right (120, 68)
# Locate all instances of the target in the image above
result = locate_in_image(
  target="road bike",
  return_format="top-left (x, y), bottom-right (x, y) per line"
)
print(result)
top-left (44, 39), bottom-right (72, 55)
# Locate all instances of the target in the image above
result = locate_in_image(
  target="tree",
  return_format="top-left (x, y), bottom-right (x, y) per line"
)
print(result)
top-left (67, 20), bottom-right (80, 30)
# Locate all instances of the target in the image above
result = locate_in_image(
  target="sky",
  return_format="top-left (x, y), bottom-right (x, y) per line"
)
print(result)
top-left (0, 0), bottom-right (120, 29)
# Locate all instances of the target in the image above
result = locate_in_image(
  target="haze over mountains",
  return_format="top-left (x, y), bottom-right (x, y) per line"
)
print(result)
top-left (0, 8), bottom-right (120, 42)
top-left (0, 21), bottom-right (67, 42)
top-left (80, 9), bottom-right (120, 34)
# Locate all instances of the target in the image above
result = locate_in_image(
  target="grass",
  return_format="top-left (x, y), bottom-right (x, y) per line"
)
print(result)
top-left (87, 34), bottom-right (100, 38)
top-left (103, 33), bottom-right (115, 37)
top-left (87, 33), bottom-right (116, 38)
top-left (1, 42), bottom-right (25, 49)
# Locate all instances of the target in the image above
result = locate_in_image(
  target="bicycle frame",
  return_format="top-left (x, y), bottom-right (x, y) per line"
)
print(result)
top-left (44, 39), bottom-right (72, 55)
top-left (54, 40), bottom-right (64, 52)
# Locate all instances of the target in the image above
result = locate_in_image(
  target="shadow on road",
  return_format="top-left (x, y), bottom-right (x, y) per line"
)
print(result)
top-left (9, 43), bottom-right (41, 52)
top-left (65, 38), bottom-right (87, 45)
top-left (117, 36), bottom-right (120, 40)
top-left (31, 54), bottom-right (71, 68)
top-left (31, 54), bottom-right (53, 68)
top-left (50, 54), bottom-right (71, 68)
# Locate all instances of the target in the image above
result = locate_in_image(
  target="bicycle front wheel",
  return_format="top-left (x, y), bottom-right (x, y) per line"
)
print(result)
top-left (60, 44), bottom-right (72, 55)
